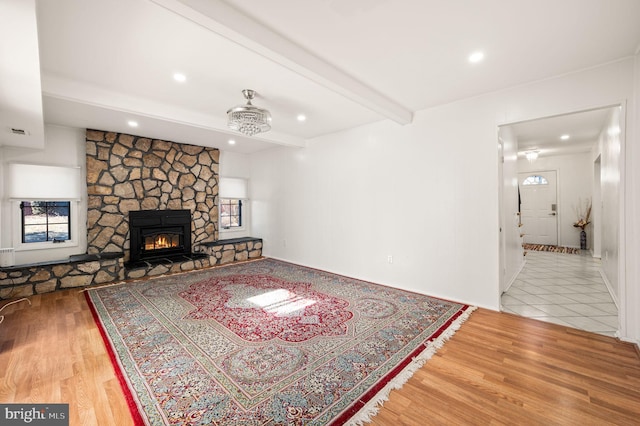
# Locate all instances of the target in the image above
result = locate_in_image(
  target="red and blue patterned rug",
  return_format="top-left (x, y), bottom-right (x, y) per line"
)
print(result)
top-left (87, 258), bottom-right (474, 425)
top-left (523, 243), bottom-right (581, 254)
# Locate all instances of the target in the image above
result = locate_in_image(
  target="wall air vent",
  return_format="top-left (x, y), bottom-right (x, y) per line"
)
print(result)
top-left (10, 128), bottom-right (28, 136)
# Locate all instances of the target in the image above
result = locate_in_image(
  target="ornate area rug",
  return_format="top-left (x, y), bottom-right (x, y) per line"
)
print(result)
top-left (523, 243), bottom-right (581, 254)
top-left (86, 258), bottom-right (474, 425)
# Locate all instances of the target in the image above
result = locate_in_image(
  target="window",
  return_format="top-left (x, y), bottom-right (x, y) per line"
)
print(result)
top-left (219, 177), bottom-right (248, 231)
top-left (220, 199), bottom-right (242, 229)
top-left (522, 175), bottom-right (548, 186)
top-left (20, 201), bottom-right (71, 243)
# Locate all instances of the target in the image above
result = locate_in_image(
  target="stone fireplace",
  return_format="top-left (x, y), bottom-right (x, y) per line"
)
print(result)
top-left (0, 130), bottom-right (262, 300)
top-left (85, 130), bottom-right (220, 263)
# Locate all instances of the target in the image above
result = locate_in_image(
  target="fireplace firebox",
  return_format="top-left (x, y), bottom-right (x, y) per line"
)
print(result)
top-left (129, 210), bottom-right (192, 263)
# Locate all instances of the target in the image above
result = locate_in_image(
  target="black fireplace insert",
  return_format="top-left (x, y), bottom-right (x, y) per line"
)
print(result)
top-left (129, 210), bottom-right (192, 263)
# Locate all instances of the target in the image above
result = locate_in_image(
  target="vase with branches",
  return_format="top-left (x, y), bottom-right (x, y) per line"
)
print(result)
top-left (573, 198), bottom-right (591, 249)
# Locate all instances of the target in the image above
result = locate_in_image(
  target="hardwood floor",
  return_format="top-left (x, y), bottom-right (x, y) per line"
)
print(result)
top-left (370, 309), bottom-right (640, 426)
top-left (1, 290), bottom-right (639, 425)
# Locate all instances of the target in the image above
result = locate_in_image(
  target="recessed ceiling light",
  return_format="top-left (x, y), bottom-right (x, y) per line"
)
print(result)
top-left (297, 114), bottom-right (306, 122)
top-left (228, 139), bottom-right (236, 145)
top-left (173, 73), bottom-right (186, 82)
top-left (128, 120), bottom-right (138, 127)
top-left (560, 134), bottom-right (570, 140)
top-left (468, 51), bottom-right (484, 63)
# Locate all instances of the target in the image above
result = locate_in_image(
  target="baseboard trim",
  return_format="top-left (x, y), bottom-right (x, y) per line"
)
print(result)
top-left (502, 258), bottom-right (526, 295)
top-left (599, 268), bottom-right (618, 308)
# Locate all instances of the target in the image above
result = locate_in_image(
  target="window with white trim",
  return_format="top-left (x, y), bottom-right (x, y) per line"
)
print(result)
top-left (219, 177), bottom-right (248, 231)
top-left (219, 199), bottom-right (242, 229)
top-left (11, 200), bottom-right (79, 251)
top-left (21, 201), bottom-right (71, 243)
top-left (7, 163), bottom-right (82, 250)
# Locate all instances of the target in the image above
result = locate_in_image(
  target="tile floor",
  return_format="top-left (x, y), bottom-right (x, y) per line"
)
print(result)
top-left (501, 249), bottom-right (618, 337)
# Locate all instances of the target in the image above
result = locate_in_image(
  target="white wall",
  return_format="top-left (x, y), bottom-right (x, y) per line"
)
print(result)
top-left (0, 125), bottom-right (87, 264)
top-left (250, 59), bottom-right (636, 320)
top-left (518, 152), bottom-right (594, 249)
top-left (499, 126), bottom-right (524, 293)
top-left (627, 51), bottom-right (640, 345)
top-left (594, 108), bottom-right (623, 305)
top-left (253, 98), bottom-right (501, 309)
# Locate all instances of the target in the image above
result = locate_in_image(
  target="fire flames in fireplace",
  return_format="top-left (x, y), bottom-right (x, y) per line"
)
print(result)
top-left (145, 233), bottom-right (180, 251)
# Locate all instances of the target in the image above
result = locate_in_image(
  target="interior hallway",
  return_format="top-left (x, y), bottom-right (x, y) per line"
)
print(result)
top-left (501, 249), bottom-right (618, 337)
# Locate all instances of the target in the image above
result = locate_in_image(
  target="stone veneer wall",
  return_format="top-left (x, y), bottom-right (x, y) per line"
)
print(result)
top-left (85, 130), bottom-right (220, 261)
top-left (0, 254), bottom-right (124, 300)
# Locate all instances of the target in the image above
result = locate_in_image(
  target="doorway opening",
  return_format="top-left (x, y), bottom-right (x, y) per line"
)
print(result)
top-left (498, 105), bottom-right (623, 337)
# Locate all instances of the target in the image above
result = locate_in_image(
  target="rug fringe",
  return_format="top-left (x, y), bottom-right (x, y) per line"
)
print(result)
top-left (345, 306), bottom-right (478, 426)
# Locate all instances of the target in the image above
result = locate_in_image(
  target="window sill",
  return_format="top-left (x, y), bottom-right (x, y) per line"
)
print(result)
top-left (15, 241), bottom-right (79, 252)
top-left (220, 227), bottom-right (247, 235)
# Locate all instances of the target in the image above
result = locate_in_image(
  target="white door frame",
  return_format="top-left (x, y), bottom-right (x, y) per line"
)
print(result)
top-left (593, 156), bottom-right (602, 258)
top-left (497, 102), bottom-right (627, 339)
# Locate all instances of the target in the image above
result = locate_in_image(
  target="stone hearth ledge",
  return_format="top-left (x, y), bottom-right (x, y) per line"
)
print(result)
top-left (198, 237), bottom-right (263, 265)
top-left (0, 237), bottom-right (263, 300)
top-left (0, 252), bottom-right (125, 300)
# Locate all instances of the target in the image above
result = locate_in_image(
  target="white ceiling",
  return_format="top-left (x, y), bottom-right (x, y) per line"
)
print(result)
top-left (508, 106), bottom-right (618, 158)
top-left (2, 0), bottom-right (640, 153)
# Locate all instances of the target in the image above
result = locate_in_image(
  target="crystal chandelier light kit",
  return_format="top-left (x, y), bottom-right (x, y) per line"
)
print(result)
top-left (227, 89), bottom-right (272, 136)
top-left (525, 150), bottom-right (539, 162)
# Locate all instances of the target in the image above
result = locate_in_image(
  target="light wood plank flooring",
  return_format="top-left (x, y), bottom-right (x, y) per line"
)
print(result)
top-left (1, 290), bottom-right (639, 425)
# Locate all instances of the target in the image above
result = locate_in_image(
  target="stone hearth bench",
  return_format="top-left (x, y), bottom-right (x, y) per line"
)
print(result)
top-left (198, 237), bottom-right (263, 265)
top-left (0, 238), bottom-right (263, 300)
top-left (0, 252), bottom-right (125, 300)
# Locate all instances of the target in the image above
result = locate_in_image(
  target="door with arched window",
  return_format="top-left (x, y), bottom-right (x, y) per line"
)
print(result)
top-left (518, 170), bottom-right (558, 245)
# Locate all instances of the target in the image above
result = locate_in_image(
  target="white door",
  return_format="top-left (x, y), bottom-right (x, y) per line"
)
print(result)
top-left (519, 171), bottom-right (558, 245)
